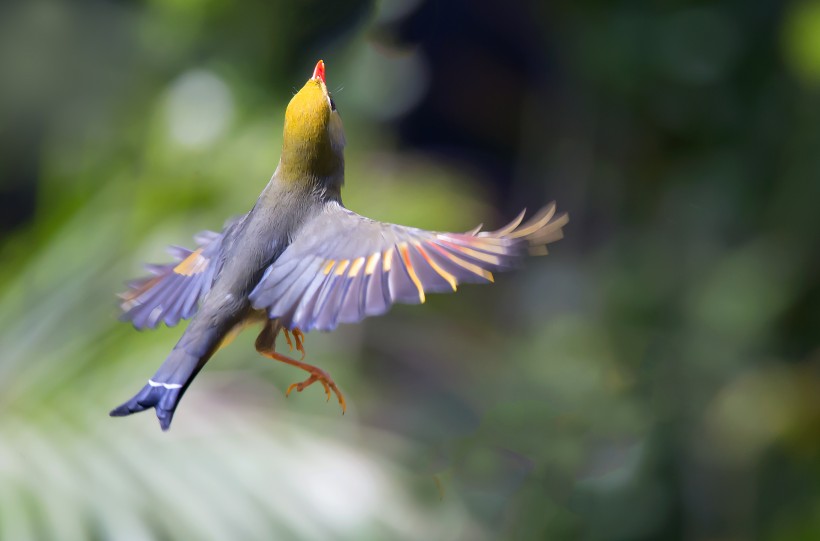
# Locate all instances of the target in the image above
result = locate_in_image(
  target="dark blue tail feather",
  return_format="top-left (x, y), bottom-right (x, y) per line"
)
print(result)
top-left (110, 345), bottom-right (207, 431)
top-left (110, 383), bottom-right (184, 430)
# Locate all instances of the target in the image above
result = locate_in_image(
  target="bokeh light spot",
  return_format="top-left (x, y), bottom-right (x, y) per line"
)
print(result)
top-left (783, 1), bottom-right (820, 84)
top-left (165, 69), bottom-right (234, 149)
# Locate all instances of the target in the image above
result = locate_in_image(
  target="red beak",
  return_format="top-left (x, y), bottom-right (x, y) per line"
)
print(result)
top-left (312, 60), bottom-right (326, 84)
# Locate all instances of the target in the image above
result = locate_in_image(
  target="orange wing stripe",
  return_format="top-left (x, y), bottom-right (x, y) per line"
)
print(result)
top-left (399, 243), bottom-right (425, 303)
top-left (436, 239), bottom-right (501, 265)
top-left (429, 243), bottom-right (494, 282)
top-left (173, 248), bottom-right (208, 276)
top-left (416, 244), bottom-right (457, 291)
top-left (439, 234), bottom-right (511, 253)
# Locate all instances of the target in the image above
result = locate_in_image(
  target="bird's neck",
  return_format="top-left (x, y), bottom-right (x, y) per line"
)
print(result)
top-left (262, 151), bottom-right (344, 205)
top-left (277, 137), bottom-right (344, 198)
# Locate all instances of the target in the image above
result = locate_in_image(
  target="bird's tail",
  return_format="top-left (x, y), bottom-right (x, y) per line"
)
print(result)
top-left (110, 329), bottom-right (219, 430)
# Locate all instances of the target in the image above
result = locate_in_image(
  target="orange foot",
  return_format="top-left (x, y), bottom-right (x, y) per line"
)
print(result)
top-left (264, 350), bottom-right (346, 413)
top-left (285, 364), bottom-right (347, 413)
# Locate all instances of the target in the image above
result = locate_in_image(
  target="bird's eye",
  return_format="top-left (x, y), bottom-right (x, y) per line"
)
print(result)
top-left (329, 96), bottom-right (337, 111)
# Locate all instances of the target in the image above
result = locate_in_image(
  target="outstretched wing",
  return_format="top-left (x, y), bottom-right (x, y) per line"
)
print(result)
top-left (120, 229), bottom-right (226, 330)
top-left (249, 201), bottom-right (568, 332)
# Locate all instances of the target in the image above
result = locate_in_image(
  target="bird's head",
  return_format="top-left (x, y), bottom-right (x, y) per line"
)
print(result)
top-left (281, 60), bottom-right (345, 190)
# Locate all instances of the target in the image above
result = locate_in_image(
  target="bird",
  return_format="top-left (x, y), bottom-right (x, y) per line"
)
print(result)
top-left (110, 60), bottom-right (569, 430)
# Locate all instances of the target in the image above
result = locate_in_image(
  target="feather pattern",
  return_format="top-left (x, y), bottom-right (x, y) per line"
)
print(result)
top-left (249, 201), bottom-right (568, 332)
top-left (119, 230), bottom-right (227, 329)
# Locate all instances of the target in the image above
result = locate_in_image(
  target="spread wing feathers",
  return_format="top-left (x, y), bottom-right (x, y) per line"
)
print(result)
top-left (119, 229), bottom-right (224, 330)
top-left (249, 201), bottom-right (568, 332)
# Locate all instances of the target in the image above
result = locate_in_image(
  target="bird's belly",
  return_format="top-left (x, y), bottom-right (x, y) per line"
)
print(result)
top-left (216, 310), bottom-right (268, 351)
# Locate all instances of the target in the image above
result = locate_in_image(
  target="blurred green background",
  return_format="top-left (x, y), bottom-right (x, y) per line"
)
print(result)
top-left (1, 0), bottom-right (819, 539)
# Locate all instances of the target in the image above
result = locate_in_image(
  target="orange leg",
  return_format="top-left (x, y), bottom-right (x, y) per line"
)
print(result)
top-left (255, 323), bottom-right (345, 413)
top-left (281, 328), bottom-right (306, 360)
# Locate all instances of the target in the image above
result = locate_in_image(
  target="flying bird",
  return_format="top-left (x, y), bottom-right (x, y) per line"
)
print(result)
top-left (111, 60), bottom-right (568, 430)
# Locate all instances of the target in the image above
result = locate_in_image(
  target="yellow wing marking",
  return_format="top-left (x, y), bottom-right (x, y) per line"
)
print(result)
top-left (173, 248), bottom-right (208, 276)
top-left (334, 259), bottom-right (350, 276)
top-left (398, 243), bottom-right (425, 303)
top-left (322, 260), bottom-right (336, 275)
top-left (364, 253), bottom-right (380, 275)
top-left (382, 247), bottom-right (395, 273)
top-left (348, 257), bottom-right (365, 277)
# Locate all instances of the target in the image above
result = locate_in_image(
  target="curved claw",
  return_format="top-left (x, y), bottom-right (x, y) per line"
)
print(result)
top-left (282, 328), bottom-right (307, 361)
top-left (286, 375), bottom-right (314, 396)
top-left (284, 368), bottom-right (346, 413)
top-left (292, 328), bottom-right (306, 360)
